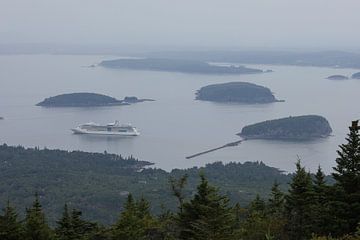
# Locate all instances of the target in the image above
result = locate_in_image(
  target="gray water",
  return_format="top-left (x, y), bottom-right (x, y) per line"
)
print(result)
top-left (0, 54), bottom-right (359, 173)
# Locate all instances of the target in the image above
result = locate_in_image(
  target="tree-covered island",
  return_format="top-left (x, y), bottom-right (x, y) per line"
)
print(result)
top-left (195, 82), bottom-right (281, 103)
top-left (36, 93), bottom-right (154, 107)
top-left (99, 58), bottom-right (265, 75)
top-left (326, 75), bottom-right (349, 80)
top-left (239, 115), bottom-right (332, 140)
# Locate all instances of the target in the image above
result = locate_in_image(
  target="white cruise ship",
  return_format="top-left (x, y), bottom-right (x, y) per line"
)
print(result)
top-left (71, 121), bottom-right (140, 136)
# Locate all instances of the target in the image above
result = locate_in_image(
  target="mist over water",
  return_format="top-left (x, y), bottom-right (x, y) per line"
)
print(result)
top-left (0, 54), bottom-right (358, 173)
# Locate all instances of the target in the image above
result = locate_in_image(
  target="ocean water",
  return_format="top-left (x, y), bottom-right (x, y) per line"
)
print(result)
top-left (0, 54), bottom-right (359, 173)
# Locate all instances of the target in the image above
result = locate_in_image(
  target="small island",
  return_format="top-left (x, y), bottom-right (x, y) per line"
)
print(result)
top-left (238, 115), bottom-right (332, 140)
top-left (351, 72), bottom-right (360, 79)
top-left (326, 75), bottom-right (349, 80)
top-left (195, 82), bottom-right (281, 103)
top-left (99, 58), bottom-right (265, 75)
top-left (0, 117), bottom-right (3, 120)
top-left (36, 93), bottom-right (154, 107)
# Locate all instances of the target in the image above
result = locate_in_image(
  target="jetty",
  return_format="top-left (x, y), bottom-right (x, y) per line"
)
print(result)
top-left (186, 140), bottom-right (244, 159)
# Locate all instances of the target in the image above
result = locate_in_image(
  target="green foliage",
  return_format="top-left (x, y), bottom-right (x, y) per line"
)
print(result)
top-left (111, 194), bottom-right (159, 240)
top-left (0, 144), bottom-right (291, 224)
top-left (268, 181), bottom-right (285, 216)
top-left (169, 174), bottom-right (188, 213)
top-left (0, 201), bottom-right (23, 240)
top-left (240, 186), bottom-right (287, 240)
top-left (332, 123), bottom-right (360, 235)
top-left (55, 204), bottom-right (72, 240)
top-left (177, 174), bottom-right (237, 240)
top-left (24, 193), bottom-right (53, 240)
top-left (311, 166), bottom-right (332, 236)
top-left (285, 160), bottom-right (314, 240)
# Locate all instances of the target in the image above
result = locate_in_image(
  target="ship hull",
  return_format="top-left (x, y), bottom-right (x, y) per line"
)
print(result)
top-left (71, 128), bottom-right (140, 136)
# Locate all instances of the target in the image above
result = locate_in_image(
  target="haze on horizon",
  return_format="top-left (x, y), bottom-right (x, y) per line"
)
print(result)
top-left (0, 0), bottom-right (360, 52)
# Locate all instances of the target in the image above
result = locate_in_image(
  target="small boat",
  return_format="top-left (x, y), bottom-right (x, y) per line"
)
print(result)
top-left (71, 121), bottom-right (140, 136)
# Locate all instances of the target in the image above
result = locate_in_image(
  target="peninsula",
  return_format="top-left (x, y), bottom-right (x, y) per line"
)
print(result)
top-left (36, 93), bottom-right (154, 107)
top-left (195, 82), bottom-right (280, 103)
top-left (238, 115), bottom-right (332, 140)
top-left (326, 75), bottom-right (349, 80)
top-left (99, 58), bottom-right (264, 75)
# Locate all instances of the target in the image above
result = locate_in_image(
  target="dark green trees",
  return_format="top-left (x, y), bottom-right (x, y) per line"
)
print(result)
top-left (285, 161), bottom-right (314, 240)
top-left (177, 175), bottom-right (236, 240)
top-left (0, 201), bottom-right (23, 240)
top-left (240, 183), bottom-right (286, 240)
top-left (55, 204), bottom-right (72, 240)
top-left (311, 166), bottom-right (331, 236)
top-left (332, 121), bottom-right (360, 235)
top-left (55, 204), bottom-right (97, 240)
top-left (111, 194), bottom-right (158, 240)
top-left (268, 181), bottom-right (285, 216)
top-left (24, 193), bottom-right (52, 240)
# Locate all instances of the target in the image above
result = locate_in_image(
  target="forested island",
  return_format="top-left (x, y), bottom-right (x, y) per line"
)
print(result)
top-left (99, 58), bottom-right (265, 75)
top-left (326, 75), bottom-right (349, 80)
top-left (36, 93), bottom-right (154, 107)
top-left (239, 115), bottom-right (332, 140)
top-left (195, 82), bottom-right (280, 103)
top-left (352, 72), bottom-right (360, 79)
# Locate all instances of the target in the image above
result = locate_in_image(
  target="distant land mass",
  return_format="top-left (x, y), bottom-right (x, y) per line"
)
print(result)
top-left (99, 58), bottom-right (265, 75)
top-left (195, 82), bottom-right (281, 103)
top-left (326, 75), bottom-right (349, 80)
top-left (149, 51), bottom-right (360, 69)
top-left (238, 115), bottom-right (332, 140)
top-left (36, 93), bottom-right (154, 107)
top-left (351, 72), bottom-right (360, 79)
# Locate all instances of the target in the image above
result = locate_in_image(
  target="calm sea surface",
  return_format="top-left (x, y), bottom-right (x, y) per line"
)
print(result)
top-left (0, 54), bottom-right (359, 173)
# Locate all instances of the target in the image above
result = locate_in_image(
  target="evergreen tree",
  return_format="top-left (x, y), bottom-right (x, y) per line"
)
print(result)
top-left (333, 121), bottom-right (360, 193)
top-left (285, 160), bottom-right (314, 240)
top-left (169, 175), bottom-right (188, 213)
top-left (268, 181), bottom-right (285, 216)
top-left (70, 209), bottom-right (94, 239)
top-left (267, 182), bottom-right (287, 239)
top-left (240, 195), bottom-right (269, 240)
top-left (112, 194), bottom-right (158, 240)
top-left (332, 121), bottom-right (360, 234)
top-left (55, 204), bottom-right (73, 240)
top-left (24, 193), bottom-right (52, 240)
top-left (311, 166), bottom-right (331, 236)
top-left (250, 195), bottom-right (266, 213)
top-left (0, 201), bottom-right (23, 240)
top-left (177, 174), bottom-right (236, 240)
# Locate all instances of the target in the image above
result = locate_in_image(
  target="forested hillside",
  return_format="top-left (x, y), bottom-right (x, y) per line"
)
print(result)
top-left (0, 144), bottom-right (291, 224)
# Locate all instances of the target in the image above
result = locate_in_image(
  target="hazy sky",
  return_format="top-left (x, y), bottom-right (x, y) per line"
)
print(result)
top-left (1, 0), bottom-right (359, 51)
